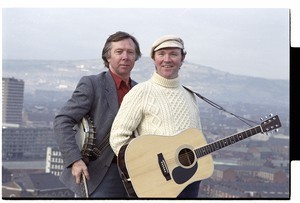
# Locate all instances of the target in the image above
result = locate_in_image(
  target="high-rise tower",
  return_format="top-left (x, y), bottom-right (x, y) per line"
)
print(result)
top-left (2, 77), bottom-right (25, 127)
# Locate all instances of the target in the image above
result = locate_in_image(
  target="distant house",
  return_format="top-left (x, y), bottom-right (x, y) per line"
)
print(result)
top-left (248, 147), bottom-right (273, 159)
top-left (210, 184), bottom-right (246, 198)
top-left (256, 167), bottom-right (287, 183)
top-left (211, 164), bottom-right (287, 184)
top-left (2, 173), bottom-right (73, 198)
top-left (200, 178), bottom-right (289, 198)
top-left (212, 165), bottom-right (237, 181)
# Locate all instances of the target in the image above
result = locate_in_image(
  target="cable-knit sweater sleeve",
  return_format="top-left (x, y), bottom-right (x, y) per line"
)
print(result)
top-left (110, 84), bottom-right (145, 155)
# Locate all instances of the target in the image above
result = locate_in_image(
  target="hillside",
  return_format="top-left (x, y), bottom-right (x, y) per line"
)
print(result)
top-left (2, 58), bottom-right (289, 106)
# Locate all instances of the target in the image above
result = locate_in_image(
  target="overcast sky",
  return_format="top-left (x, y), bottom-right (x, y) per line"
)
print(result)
top-left (2, 8), bottom-right (290, 80)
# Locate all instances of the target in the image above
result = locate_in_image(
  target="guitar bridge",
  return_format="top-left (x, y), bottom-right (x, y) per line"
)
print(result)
top-left (157, 153), bottom-right (171, 181)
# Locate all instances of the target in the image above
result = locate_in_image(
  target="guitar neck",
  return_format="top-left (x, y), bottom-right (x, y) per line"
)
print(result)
top-left (195, 125), bottom-right (262, 158)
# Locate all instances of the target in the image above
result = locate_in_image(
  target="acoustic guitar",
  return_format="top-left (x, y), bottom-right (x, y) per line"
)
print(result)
top-left (118, 115), bottom-right (281, 198)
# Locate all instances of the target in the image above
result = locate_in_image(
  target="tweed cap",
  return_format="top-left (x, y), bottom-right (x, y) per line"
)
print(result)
top-left (150, 35), bottom-right (185, 58)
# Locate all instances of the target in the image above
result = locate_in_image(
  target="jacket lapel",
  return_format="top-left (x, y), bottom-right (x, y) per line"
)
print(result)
top-left (105, 71), bottom-right (119, 116)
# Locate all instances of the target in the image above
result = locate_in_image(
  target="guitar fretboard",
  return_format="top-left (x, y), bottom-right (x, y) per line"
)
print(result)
top-left (195, 125), bottom-right (262, 158)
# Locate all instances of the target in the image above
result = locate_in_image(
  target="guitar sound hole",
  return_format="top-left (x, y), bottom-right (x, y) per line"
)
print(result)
top-left (178, 148), bottom-right (195, 167)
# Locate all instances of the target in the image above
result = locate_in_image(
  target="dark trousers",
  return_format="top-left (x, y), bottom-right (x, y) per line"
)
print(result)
top-left (177, 181), bottom-right (201, 198)
top-left (89, 163), bottom-right (127, 198)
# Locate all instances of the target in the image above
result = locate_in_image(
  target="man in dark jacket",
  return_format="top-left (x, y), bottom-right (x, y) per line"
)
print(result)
top-left (53, 31), bottom-right (141, 198)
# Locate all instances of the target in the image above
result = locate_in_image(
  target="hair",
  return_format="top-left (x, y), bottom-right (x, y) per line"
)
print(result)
top-left (181, 49), bottom-right (187, 61)
top-left (102, 31), bottom-right (142, 68)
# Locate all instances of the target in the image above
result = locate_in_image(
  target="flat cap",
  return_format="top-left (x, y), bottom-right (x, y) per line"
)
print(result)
top-left (150, 35), bottom-right (185, 58)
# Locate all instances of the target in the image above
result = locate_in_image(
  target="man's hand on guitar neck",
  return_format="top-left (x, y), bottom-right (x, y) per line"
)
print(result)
top-left (72, 159), bottom-right (90, 184)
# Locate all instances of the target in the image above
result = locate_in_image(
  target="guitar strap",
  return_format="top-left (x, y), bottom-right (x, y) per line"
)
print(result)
top-left (183, 86), bottom-right (259, 127)
top-left (92, 133), bottom-right (110, 157)
top-left (120, 173), bottom-right (138, 198)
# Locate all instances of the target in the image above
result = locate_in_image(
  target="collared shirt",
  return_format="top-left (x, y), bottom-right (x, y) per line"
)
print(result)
top-left (110, 70), bottom-right (132, 106)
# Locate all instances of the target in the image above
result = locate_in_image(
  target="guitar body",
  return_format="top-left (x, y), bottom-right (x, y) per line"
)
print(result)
top-left (118, 128), bottom-right (214, 198)
top-left (118, 115), bottom-right (281, 198)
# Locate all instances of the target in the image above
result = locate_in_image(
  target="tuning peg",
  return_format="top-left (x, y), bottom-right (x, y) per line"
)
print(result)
top-left (269, 113), bottom-right (273, 117)
top-left (275, 129), bottom-right (279, 133)
top-left (260, 117), bottom-right (264, 121)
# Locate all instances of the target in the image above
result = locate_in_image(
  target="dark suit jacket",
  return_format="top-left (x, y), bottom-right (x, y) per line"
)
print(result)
top-left (53, 71), bottom-right (137, 196)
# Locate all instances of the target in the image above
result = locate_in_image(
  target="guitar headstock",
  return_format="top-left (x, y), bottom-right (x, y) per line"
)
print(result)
top-left (260, 114), bottom-right (281, 133)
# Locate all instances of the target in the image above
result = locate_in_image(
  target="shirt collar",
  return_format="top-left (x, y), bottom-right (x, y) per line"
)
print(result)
top-left (110, 70), bottom-right (131, 89)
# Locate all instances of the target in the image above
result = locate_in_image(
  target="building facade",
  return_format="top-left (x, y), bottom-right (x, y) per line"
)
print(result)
top-left (45, 147), bottom-right (64, 177)
top-left (2, 127), bottom-right (57, 160)
top-left (2, 77), bottom-right (25, 126)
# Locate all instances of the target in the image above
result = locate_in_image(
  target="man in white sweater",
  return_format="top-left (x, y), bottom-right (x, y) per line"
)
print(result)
top-left (110, 35), bottom-right (203, 198)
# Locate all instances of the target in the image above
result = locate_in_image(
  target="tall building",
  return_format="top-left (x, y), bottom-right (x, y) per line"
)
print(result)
top-left (2, 77), bottom-right (25, 127)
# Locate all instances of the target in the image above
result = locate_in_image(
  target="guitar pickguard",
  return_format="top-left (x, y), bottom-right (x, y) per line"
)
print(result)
top-left (172, 163), bottom-right (198, 184)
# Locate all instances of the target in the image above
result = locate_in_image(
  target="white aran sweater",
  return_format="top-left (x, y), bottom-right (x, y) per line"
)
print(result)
top-left (110, 72), bottom-right (201, 155)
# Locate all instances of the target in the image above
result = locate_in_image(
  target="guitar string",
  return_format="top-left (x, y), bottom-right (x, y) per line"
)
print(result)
top-left (165, 151), bottom-right (199, 166)
top-left (162, 129), bottom-right (253, 165)
top-left (155, 123), bottom-right (272, 166)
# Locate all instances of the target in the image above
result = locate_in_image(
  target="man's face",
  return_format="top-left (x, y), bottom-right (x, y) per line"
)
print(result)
top-left (108, 38), bottom-right (136, 79)
top-left (153, 48), bottom-right (184, 79)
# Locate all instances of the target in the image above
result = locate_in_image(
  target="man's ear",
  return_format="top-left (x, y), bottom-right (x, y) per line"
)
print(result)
top-left (181, 54), bottom-right (186, 62)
